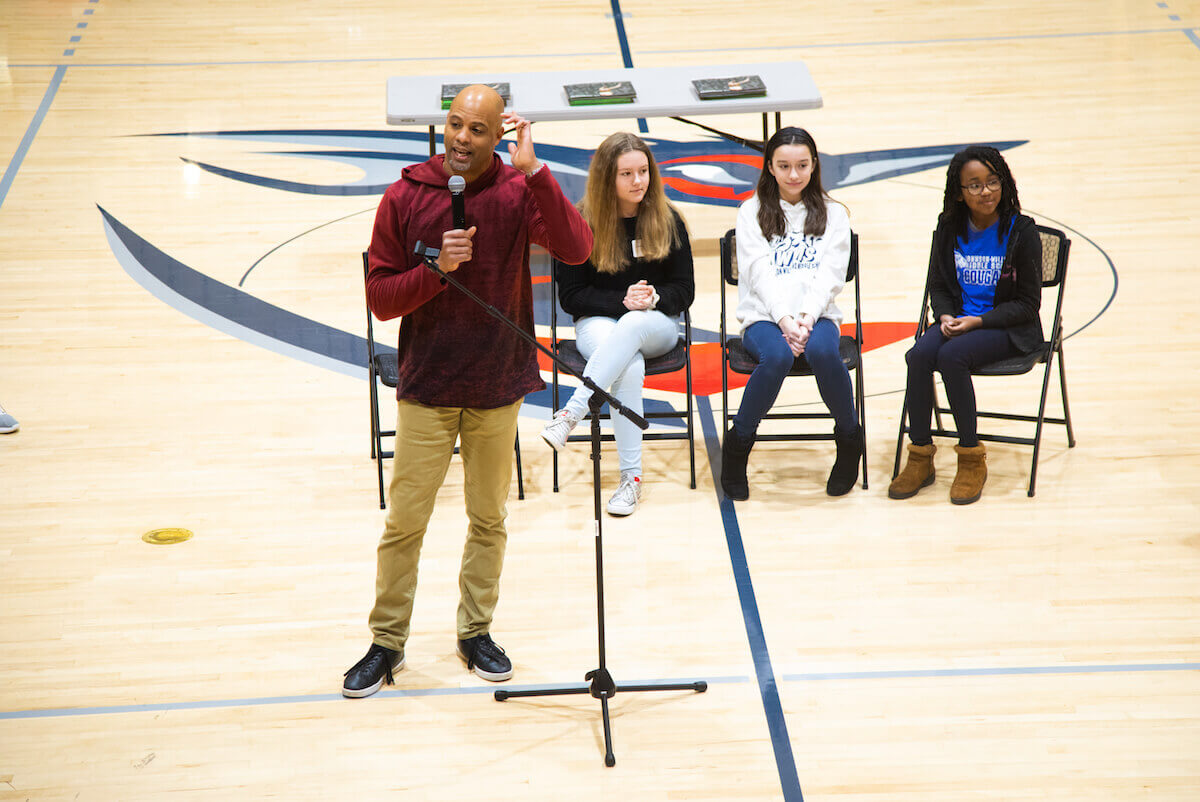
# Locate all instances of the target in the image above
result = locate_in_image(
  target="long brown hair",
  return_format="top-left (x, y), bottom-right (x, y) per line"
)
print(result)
top-left (578, 132), bottom-right (680, 274)
top-left (755, 127), bottom-right (833, 240)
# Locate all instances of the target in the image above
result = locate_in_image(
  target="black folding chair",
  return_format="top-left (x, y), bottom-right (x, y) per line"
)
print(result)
top-left (718, 229), bottom-right (868, 489)
top-left (547, 258), bottom-right (696, 492)
top-left (891, 225), bottom-right (1076, 497)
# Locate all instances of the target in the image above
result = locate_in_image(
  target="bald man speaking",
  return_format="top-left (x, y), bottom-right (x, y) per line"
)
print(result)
top-left (344, 85), bottom-right (593, 698)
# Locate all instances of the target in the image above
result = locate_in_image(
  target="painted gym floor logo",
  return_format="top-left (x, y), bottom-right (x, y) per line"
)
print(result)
top-left (99, 131), bottom-right (1025, 410)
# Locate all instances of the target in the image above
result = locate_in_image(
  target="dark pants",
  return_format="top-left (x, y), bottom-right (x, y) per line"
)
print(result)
top-left (904, 324), bottom-right (1017, 447)
top-left (732, 318), bottom-right (858, 438)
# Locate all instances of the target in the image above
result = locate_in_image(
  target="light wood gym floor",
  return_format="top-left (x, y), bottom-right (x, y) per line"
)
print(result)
top-left (1, 1), bottom-right (1198, 799)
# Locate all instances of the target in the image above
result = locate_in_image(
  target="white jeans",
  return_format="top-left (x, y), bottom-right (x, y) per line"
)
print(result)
top-left (563, 310), bottom-right (679, 475)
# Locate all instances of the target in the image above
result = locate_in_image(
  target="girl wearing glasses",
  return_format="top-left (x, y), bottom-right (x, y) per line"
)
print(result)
top-left (720, 127), bottom-right (862, 501)
top-left (540, 132), bottom-right (695, 516)
top-left (889, 145), bottom-right (1042, 504)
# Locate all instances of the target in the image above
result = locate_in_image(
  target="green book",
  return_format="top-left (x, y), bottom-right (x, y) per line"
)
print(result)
top-left (440, 82), bottom-right (511, 109)
top-left (564, 81), bottom-right (636, 106)
top-left (692, 75), bottom-right (767, 100)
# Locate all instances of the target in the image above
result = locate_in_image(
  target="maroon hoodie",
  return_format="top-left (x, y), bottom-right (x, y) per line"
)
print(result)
top-left (367, 154), bottom-right (592, 408)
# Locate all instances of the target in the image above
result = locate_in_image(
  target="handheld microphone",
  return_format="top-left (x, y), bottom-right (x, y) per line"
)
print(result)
top-left (448, 174), bottom-right (467, 230)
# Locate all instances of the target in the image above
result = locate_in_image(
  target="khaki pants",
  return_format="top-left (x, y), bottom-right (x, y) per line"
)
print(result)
top-left (368, 398), bottom-right (521, 653)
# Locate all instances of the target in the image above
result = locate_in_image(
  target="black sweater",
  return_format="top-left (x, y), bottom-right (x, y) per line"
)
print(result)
top-left (929, 212), bottom-right (1044, 355)
top-left (557, 210), bottom-right (694, 320)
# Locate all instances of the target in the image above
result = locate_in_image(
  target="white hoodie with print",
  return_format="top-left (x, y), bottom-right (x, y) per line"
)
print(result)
top-left (734, 194), bottom-right (850, 334)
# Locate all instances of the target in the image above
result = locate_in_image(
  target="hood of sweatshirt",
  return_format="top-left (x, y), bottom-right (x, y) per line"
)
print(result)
top-left (401, 153), bottom-right (503, 194)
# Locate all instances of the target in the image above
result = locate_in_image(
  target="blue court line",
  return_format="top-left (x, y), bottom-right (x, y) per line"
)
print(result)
top-left (784, 663), bottom-right (1200, 682)
top-left (10, 26), bottom-right (1192, 69)
top-left (0, 676), bottom-right (746, 721)
top-left (635, 25), bottom-right (1196, 55)
top-left (608, 0), bottom-right (648, 134)
top-left (4, 51), bottom-right (623, 69)
top-left (0, 65), bottom-right (66, 212)
top-left (608, 0), bottom-right (635, 69)
top-left (697, 395), bottom-right (804, 802)
top-left (1187, 29), bottom-right (1200, 49)
top-left (6, 660), bottom-right (1197, 722)
top-left (6, 25), bottom-right (1192, 68)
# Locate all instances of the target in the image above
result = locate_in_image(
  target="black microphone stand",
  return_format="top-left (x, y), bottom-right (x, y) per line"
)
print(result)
top-left (412, 243), bottom-right (706, 767)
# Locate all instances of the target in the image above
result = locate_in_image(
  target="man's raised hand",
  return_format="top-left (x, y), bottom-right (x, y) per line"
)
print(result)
top-left (503, 112), bottom-right (541, 176)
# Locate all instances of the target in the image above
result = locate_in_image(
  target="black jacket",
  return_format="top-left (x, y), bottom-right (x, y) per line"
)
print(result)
top-left (929, 212), bottom-right (1044, 354)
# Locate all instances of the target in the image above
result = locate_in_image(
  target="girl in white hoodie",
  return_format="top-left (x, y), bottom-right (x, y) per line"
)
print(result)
top-left (720, 127), bottom-right (863, 500)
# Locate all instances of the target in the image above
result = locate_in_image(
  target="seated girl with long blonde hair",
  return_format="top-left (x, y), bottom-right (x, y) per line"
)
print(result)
top-left (540, 132), bottom-right (695, 516)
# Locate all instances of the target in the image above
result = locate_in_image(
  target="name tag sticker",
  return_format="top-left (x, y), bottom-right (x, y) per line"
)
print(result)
top-left (631, 239), bottom-right (642, 258)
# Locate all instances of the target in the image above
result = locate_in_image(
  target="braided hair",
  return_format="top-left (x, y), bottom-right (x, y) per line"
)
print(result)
top-left (939, 145), bottom-right (1021, 243)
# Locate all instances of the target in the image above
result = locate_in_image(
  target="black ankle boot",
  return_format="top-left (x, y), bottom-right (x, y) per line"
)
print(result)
top-left (721, 427), bottom-right (755, 501)
top-left (826, 426), bottom-right (863, 496)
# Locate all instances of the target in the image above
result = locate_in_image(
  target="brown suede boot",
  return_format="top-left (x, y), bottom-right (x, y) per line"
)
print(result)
top-left (888, 443), bottom-right (936, 499)
top-left (950, 444), bottom-right (987, 505)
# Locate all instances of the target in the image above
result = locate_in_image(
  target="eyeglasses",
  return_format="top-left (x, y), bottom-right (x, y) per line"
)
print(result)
top-left (961, 177), bottom-right (1002, 196)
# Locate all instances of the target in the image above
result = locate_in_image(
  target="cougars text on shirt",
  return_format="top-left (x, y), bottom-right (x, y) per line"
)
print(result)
top-left (955, 252), bottom-right (1002, 289)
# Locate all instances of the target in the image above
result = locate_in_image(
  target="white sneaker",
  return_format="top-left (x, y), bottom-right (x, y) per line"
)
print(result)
top-left (0, 405), bottom-right (17, 434)
top-left (606, 472), bottom-right (642, 516)
top-left (540, 408), bottom-right (581, 452)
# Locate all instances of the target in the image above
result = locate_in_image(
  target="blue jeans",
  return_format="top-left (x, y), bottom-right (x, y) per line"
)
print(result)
top-left (731, 318), bottom-right (857, 438)
top-left (903, 324), bottom-right (1017, 447)
top-left (563, 310), bottom-right (679, 475)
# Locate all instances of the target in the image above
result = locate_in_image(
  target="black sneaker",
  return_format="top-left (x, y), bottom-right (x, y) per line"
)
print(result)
top-left (456, 633), bottom-right (513, 682)
top-left (342, 643), bottom-right (404, 698)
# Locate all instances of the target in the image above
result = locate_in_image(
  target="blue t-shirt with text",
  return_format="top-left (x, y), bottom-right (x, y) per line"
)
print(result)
top-left (955, 219), bottom-right (1011, 317)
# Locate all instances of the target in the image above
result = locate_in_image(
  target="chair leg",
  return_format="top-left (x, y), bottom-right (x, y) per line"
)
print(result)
top-left (1057, 345), bottom-right (1077, 448)
top-left (686, 358), bottom-right (696, 490)
top-left (721, 343), bottom-right (730, 438)
top-left (551, 359), bottom-right (561, 493)
top-left (374, 424), bottom-right (387, 510)
top-left (931, 377), bottom-right (946, 434)
top-left (1026, 350), bottom-right (1061, 498)
top-left (514, 430), bottom-right (525, 501)
top-left (369, 371), bottom-right (386, 509)
top-left (857, 367), bottom-right (868, 489)
top-left (893, 396), bottom-right (909, 479)
top-left (369, 372), bottom-right (379, 460)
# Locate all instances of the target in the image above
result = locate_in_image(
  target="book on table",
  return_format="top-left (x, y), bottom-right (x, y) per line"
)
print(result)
top-left (564, 81), bottom-right (637, 106)
top-left (692, 75), bottom-right (767, 100)
top-left (440, 82), bottom-right (512, 109)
